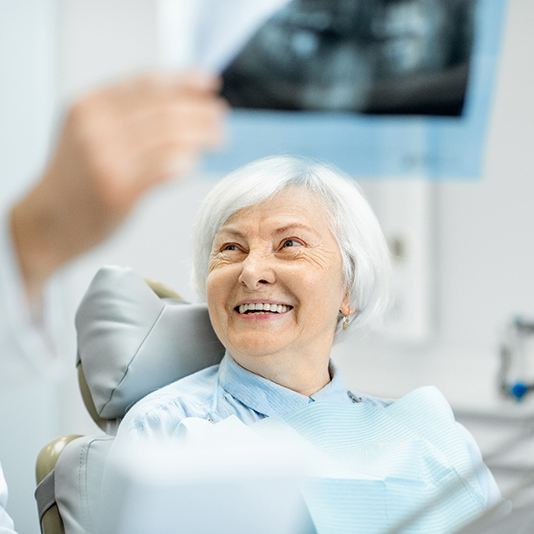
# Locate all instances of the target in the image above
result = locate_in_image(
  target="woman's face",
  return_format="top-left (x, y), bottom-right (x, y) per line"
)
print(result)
top-left (207, 186), bottom-right (350, 363)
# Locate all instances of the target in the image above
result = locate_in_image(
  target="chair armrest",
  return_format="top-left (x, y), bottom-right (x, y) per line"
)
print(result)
top-left (35, 435), bottom-right (83, 534)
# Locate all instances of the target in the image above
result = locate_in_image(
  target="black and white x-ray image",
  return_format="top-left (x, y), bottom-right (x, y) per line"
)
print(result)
top-left (222, 0), bottom-right (475, 116)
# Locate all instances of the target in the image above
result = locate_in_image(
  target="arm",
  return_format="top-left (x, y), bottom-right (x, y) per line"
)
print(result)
top-left (0, 206), bottom-right (56, 375)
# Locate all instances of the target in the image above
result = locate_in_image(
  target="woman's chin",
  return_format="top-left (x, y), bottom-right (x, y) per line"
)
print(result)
top-left (227, 331), bottom-right (292, 358)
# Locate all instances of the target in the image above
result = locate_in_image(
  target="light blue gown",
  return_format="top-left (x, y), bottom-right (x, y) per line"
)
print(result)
top-left (116, 354), bottom-right (500, 533)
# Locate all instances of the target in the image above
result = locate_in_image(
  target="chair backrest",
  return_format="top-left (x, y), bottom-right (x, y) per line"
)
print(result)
top-left (35, 266), bottom-right (226, 534)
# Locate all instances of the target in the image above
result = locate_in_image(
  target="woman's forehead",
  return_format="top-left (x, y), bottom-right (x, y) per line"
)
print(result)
top-left (216, 187), bottom-right (331, 237)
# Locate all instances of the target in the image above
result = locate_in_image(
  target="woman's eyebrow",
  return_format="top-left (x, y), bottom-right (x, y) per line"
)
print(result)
top-left (216, 222), bottom-right (321, 239)
top-left (215, 227), bottom-right (245, 239)
top-left (274, 223), bottom-right (320, 237)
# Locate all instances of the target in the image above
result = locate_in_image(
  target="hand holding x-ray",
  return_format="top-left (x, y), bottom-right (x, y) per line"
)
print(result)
top-left (10, 71), bottom-right (226, 300)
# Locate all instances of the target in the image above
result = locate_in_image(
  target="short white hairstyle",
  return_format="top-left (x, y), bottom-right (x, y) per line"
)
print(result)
top-left (192, 155), bottom-right (391, 330)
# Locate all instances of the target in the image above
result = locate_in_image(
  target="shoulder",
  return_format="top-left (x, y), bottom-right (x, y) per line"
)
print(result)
top-left (385, 386), bottom-right (500, 505)
top-left (385, 385), bottom-right (454, 421)
top-left (118, 363), bottom-right (220, 441)
top-left (380, 386), bottom-right (465, 446)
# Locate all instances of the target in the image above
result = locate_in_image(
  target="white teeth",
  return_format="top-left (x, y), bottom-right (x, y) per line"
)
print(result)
top-left (237, 303), bottom-right (291, 314)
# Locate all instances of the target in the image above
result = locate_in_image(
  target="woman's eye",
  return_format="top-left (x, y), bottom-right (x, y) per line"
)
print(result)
top-left (281, 238), bottom-right (303, 248)
top-left (221, 243), bottom-right (240, 252)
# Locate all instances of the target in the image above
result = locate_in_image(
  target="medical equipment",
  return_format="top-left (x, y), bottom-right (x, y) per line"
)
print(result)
top-left (498, 317), bottom-right (534, 401)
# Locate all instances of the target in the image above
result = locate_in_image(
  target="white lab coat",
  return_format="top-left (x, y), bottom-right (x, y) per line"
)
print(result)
top-left (0, 211), bottom-right (29, 533)
top-left (0, 3), bottom-right (101, 531)
top-left (0, 206), bottom-right (61, 534)
top-left (0, 463), bottom-right (16, 534)
top-left (0, 206), bottom-right (94, 534)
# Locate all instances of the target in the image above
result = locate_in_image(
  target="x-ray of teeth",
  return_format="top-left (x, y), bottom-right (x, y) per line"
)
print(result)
top-left (222, 0), bottom-right (474, 116)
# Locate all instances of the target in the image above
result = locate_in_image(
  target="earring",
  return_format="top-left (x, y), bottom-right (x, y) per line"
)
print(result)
top-left (342, 315), bottom-right (350, 330)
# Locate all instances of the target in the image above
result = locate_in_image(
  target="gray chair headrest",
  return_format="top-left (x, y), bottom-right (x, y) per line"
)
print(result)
top-left (75, 266), bottom-right (225, 421)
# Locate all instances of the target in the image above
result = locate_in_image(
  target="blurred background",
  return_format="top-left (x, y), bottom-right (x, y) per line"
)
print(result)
top-left (1, 1), bottom-right (533, 532)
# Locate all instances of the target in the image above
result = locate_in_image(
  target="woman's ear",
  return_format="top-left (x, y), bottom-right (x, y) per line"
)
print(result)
top-left (339, 293), bottom-right (352, 317)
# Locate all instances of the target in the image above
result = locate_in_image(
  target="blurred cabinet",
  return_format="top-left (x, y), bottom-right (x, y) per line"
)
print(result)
top-left (362, 179), bottom-right (433, 342)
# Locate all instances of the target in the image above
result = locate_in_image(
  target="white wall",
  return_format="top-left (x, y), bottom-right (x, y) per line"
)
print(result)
top-left (0, 0), bottom-right (57, 205)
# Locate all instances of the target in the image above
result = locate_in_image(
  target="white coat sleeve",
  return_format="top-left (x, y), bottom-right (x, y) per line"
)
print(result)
top-left (0, 463), bottom-right (16, 534)
top-left (0, 206), bottom-right (59, 381)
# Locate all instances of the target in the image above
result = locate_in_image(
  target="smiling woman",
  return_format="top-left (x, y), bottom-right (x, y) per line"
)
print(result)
top-left (192, 155), bottom-right (391, 332)
top-left (190, 155), bottom-right (390, 392)
top-left (112, 155), bottom-right (499, 532)
top-left (207, 187), bottom-right (354, 394)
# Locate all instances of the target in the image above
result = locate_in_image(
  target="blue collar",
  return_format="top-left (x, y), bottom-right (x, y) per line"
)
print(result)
top-left (218, 353), bottom-right (349, 419)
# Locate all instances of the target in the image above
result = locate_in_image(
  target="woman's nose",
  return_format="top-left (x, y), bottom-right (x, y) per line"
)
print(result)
top-left (238, 251), bottom-right (276, 290)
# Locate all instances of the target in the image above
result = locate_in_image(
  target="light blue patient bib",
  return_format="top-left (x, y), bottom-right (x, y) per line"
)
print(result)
top-left (255, 386), bottom-right (488, 534)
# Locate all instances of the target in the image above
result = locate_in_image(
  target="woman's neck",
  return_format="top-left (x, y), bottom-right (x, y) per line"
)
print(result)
top-left (230, 350), bottom-right (332, 397)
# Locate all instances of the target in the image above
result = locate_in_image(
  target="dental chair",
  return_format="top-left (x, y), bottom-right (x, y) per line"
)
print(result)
top-left (34, 266), bottom-right (225, 534)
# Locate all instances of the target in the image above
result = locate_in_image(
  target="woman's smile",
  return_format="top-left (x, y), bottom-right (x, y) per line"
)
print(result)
top-left (234, 300), bottom-right (294, 321)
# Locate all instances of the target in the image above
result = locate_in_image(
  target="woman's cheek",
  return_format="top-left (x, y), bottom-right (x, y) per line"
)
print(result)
top-left (207, 267), bottom-right (233, 304)
top-left (207, 273), bottom-right (229, 337)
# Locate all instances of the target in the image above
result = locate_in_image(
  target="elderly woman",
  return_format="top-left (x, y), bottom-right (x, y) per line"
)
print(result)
top-left (115, 155), bottom-right (499, 530)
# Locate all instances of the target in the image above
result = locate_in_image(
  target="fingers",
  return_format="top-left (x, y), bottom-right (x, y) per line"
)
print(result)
top-left (77, 70), bottom-right (227, 164)
top-left (98, 71), bottom-right (222, 114)
top-left (16, 70), bottom-right (228, 285)
top-left (60, 70), bottom-right (227, 216)
top-left (95, 145), bottom-right (200, 210)
top-left (105, 95), bottom-right (226, 196)
top-left (124, 99), bottom-right (226, 153)
top-left (134, 147), bottom-right (200, 186)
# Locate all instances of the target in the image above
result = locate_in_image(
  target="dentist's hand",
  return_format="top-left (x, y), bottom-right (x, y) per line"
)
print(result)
top-left (10, 71), bottom-right (226, 299)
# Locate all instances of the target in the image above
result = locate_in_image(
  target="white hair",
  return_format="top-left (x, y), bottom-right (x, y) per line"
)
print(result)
top-left (192, 155), bottom-right (391, 331)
